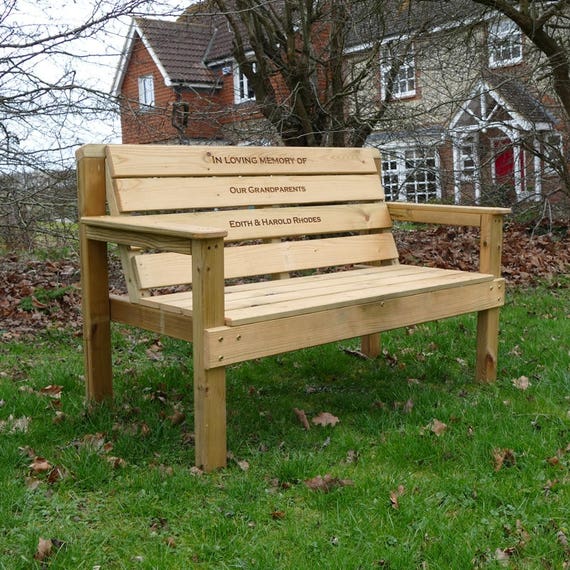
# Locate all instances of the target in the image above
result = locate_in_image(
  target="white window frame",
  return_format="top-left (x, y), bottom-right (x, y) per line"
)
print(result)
top-left (381, 45), bottom-right (416, 100)
top-left (381, 147), bottom-right (440, 202)
top-left (233, 63), bottom-right (256, 104)
top-left (459, 137), bottom-right (477, 181)
top-left (138, 75), bottom-right (155, 110)
top-left (488, 20), bottom-right (523, 68)
top-left (542, 132), bottom-right (563, 175)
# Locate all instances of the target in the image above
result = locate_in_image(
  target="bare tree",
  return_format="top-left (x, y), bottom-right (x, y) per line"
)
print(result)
top-left (212, 0), bottom-right (434, 147)
top-left (0, 0), bottom-right (181, 249)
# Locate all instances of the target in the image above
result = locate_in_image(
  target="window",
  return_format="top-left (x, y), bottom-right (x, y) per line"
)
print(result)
top-left (381, 45), bottom-right (416, 99)
top-left (381, 155), bottom-right (401, 201)
top-left (138, 75), bottom-right (155, 110)
top-left (459, 138), bottom-right (476, 180)
top-left (381, 148), bottom-right (440, 202)
top-left (488, 20), bottom-right (522, 68)
top-left (542, 132), bottom-right (563, 175)
top-left (234, 63), bottom-right (256, 104)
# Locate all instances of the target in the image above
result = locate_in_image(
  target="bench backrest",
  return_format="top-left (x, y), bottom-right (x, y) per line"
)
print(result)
top-left (102, 144), bottom-right (398, 300)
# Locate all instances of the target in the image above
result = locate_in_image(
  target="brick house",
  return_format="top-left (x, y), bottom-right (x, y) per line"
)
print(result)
top-left (112, 1), bottom-right (568, 206)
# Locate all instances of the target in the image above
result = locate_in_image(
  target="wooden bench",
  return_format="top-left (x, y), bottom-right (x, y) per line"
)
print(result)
top-left (77, 144), bottom-right (510, 471)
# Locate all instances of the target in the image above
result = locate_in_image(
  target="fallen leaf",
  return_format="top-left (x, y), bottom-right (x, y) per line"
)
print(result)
top-left (168, 410), bottom-right (186, 426)
top-left (341, 347), bottom-right (370, 360)
top-left (271, 510), bottom-right (286, 520)
top-left (237, 460), bottom-right (250, 472)
top-left (389, 485), bottom-right (405, 509)
top-left (166, 537), bottom-right (177, 548)
top-left (40, 384), bottom-right (63, 398)
top-left (344, 450), bottom-right (359, 464)
top-left (493, 448), bottom-right (516, 471)
top-left (311, 412), bottom-right (340, 427)
top-left (494, 547), bottom-right (515, 566)
top-left (106, 456), bottom-right (127, 469)
top-left (293, 408), bottom-right (310, 430)
top-left (47, 466), bottom-right (68, 484)
top-left (30, 456), bottom-right (52, 474)
top-left (430, 419), bottom-right (448, 436)
top-left (512, 376), bottom-right (531, 390)
top-left (34, 538), bottom-right (53, 561)
top-left (304, 474), bottom-right (354, 493)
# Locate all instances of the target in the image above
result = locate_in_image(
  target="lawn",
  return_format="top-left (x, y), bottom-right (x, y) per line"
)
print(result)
top-left (0, 281), bottom-right (569, 569)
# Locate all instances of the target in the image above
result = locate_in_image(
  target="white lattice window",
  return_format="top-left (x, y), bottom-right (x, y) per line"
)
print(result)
top-left (234, 63), bottom-right (256, 104)
top-left (138, 75), bottom-right (155, 110)
top-left (460, 138), bottom-right (476, 180)
top-left (381, 46), bottom-right (416, 99)
top-left (380, 148), bottom-right (440, 202)
top-left (404, 149), bottom-right (439, 202)
top-left (381, 154), bottom-right (401, 201)
top-left (488, 20), bottom-right (522, 68)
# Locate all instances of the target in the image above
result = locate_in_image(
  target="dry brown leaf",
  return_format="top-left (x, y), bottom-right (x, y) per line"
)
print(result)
top-left (237, 460), bottom-right (250, 472)
top-left (512, 375), bottom-right (531, 390)
top-left (168, 410), bottom-right (186, 426)
top-left (311, 412), bottom-right (340, 427)
top-left (271, 510), bottom-right (286, 520)
top-left (106, 456), bottom-right (127, 469)
top-left (47, 466), bottom-right (68, 485)
top-left (30, 456), bottom-right (52, 474)
top-left (493, 448), bottom-right (516, 471)
top-left (341, 347), bottom-right (370, 360)
top-left (166, 537), bottom-right (177, 548)
top-left (304, 474), bottom-right (354, 493)
top-left (430, 419), bottom-right (448, 436)
top-left (81, 432), bottom-right (107, 452)
top-left (34, 538), bottom-right (53, 561)
top-left (389, 485), bottom-right (406, 509)
top-left (293, 408), bottom-right (310, 430)
top-left (40, 384), bottom-right (63, 398)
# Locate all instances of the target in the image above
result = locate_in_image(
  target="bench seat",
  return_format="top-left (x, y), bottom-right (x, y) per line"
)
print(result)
top-left (137, 265), bottom-right (497, 326)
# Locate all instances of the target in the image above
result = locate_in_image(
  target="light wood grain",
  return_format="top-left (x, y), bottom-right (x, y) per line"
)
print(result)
top-left (106, 144), bottom-right (380, 177)
top-left (204, 279), bottom-right (506, 368)
top-left (134, 233), bottom-right (399, 289)
top-left (115, 174), bottom-right (384, 212)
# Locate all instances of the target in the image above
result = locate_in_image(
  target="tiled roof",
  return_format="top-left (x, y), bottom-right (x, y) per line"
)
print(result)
top-left (134, 17), bottom-right (219, 85)
top-left (485, 72), bottom-right (556, 125)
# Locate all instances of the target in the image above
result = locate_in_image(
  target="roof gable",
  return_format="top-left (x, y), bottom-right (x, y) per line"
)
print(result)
top-left (450, 74), bottom-right (555, 132)
top-left (112, 16), bottom-right (222, 95)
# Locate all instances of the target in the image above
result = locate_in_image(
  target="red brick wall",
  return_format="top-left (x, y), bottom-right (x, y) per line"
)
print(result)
top-left (119, 37), bottom-right (227, 143)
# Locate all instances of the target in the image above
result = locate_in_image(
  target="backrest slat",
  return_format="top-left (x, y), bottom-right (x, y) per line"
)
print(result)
top-left (115, 174), bottom-right (383, 212)
top-left (127, 204), bottom-right (391, 242)
top-left (134, 233), bottom-right (399, 290)
top-left (106, 145), bottom-right (379, 178)
top-left (100, 144), bottom-right (397, 298)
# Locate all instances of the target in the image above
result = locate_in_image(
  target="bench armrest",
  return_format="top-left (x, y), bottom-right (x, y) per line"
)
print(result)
top-left (387, 203), bottom-right (511, 277)
top-left (81, 215), bottom-right (227, 255)
top-left (387, 202), bottom-right (511, 227)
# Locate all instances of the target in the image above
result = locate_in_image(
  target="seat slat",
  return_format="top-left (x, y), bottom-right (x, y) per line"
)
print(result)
top-left (106, 145), bottom-right (380, 178)
top-left (115, 174), bottom-right (384, 212)
top-left (224, 270), bottom-right (494, 325)
top-left (137, 266), bottom-right (495, 326)
top-left (134, 233), bottom-right (398, 289)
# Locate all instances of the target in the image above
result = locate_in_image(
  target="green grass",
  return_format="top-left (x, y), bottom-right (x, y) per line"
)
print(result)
top-left (1, 283), bottom-right (569, 569)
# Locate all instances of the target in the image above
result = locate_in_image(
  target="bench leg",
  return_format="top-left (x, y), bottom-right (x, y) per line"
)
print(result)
top-left (475, 308), bottom-right (500, 383)
top-left (361, 333), bottom-right (381, 358)
top-left (81, 238), bottom-right (113, 401)
top-left (194, 366), bottom-right (227, 471)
